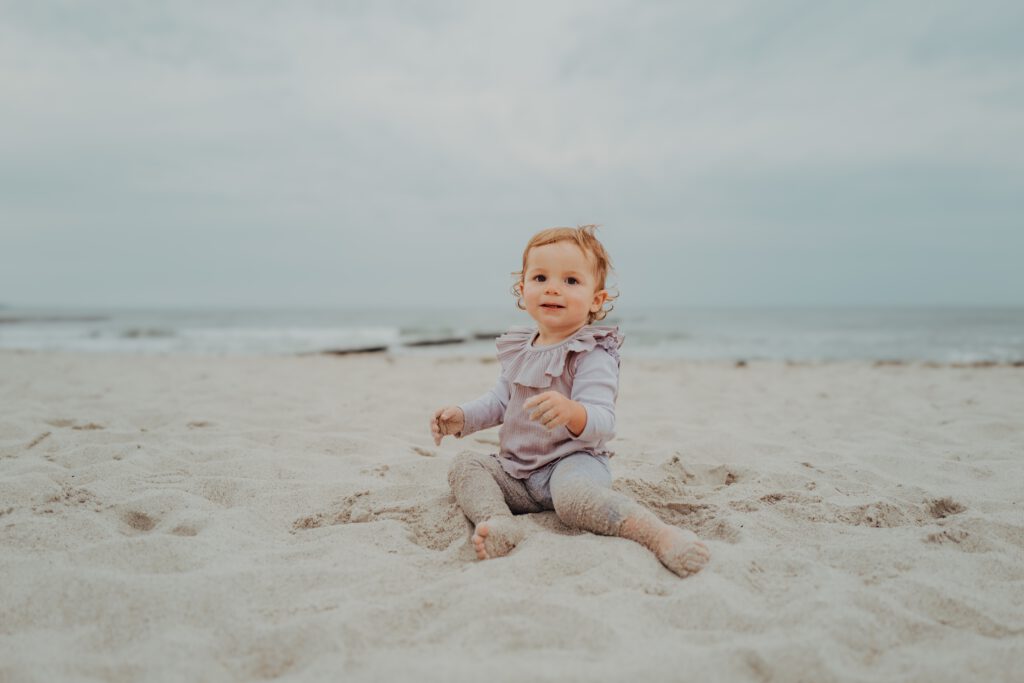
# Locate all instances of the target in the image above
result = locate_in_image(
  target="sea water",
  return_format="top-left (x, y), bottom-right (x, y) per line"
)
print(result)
top-left (1, 306), bottom-right (1022, 363)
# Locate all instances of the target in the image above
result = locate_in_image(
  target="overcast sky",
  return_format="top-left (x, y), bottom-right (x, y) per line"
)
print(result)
top-left (2, 1), bottom-right (1022, 309)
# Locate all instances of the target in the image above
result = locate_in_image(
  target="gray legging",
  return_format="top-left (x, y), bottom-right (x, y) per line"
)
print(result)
top-left (447, 451), bottom-right (644, 536)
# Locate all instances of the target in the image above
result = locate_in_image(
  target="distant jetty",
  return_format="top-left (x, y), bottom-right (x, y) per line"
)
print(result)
top-left (402, 337), bottom-right (466, 348)
top-left (315, 346), bottom-right (388, 356)
top-left (0, 315), bottom-right (108, 324)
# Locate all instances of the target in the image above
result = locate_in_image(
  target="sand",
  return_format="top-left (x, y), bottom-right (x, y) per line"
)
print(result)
top-left (1, 350), bottom-right (1022, 682)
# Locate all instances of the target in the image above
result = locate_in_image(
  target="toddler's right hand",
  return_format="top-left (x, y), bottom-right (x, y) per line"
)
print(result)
top-left (431, 406), bottom-right (465, 446)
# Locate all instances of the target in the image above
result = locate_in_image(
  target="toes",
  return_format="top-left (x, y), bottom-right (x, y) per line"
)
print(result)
top-left (684, 548), bottom-right (710, 573)
top-left (470, 518), bottom-right (523, 561)
top-left (656, 529), bottom-right (711, 577)
top-left (472, 524), bottom-right (491, 560)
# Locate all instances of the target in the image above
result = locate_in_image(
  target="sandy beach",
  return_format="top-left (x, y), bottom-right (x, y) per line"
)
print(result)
top-left (1, 350), bottom-right (1022, 682)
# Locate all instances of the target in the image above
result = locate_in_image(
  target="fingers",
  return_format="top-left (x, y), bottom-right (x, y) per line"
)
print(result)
top-left (543, 412), bottom-right (565, 430)
top-left (525, 397), bottom-right (551, 424)
top-left (432, 406), bottom-right (461, 446)
top-left (433, 407), bottom-right (454, 428)
top-left (527, 398), bottom-right (549, 422)
top-left (523, 392), bottom-right (553, 410)
top-left (528, 405), bottom-right (563, 430)
top-left (431, 408), bottom-right (446, 446)
top-left (531, 406), bottom-right (560, 428)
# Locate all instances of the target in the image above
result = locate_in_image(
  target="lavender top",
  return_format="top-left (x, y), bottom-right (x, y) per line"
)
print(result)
top-left (456, 324), bottom-right (624, 479)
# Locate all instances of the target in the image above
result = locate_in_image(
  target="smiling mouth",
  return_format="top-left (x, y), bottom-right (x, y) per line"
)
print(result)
top-left (541, 304), bottom-right (564, 309)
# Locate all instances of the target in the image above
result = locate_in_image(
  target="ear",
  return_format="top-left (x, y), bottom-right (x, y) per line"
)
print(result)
top-left (590, 289), bottom-right (608, 312)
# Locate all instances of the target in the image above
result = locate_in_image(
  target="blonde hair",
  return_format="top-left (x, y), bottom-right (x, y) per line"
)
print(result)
top-left (510, 224), bottom-right (618, 323)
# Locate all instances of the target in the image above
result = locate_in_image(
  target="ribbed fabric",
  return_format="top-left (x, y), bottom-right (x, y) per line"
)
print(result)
top-left (457, 325), bottom-right (623, 479)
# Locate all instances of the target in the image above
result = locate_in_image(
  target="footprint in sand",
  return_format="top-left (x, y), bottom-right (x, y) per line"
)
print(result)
top-left (47, 485), bottom-right (99, 507)
top-left (924, 528), bottom-right (990, 552)
top-left (122, 510), bottom-right (156, 532)
top-left (615, 474), bottom-right (742, 544)
top-left (660, 455), bottom-right (740, 486)
top-left (167, 516), bottom-right (207, 536)
top-left (112, 491), bottom-right (212, 536)
top-left (25, 432), bottom-right (52, 450)
top-left (292, 488), bottom-right (468, 551)
top-left (752, 492), bottom-right (967, 530)
top-left (44, 419), bottom-right (104, 431)
top-left (164, 509), bottom-right (211, 537)
top-left (362, 464), bottom-right (390, 478)
top-left (927, 496), bottom-right (966, 519)
top-left (30, 485), bottom-right (104, 514)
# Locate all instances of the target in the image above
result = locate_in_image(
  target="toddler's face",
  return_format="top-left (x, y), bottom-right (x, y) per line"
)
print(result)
top-left (520, 241), bottom-right (608, 337)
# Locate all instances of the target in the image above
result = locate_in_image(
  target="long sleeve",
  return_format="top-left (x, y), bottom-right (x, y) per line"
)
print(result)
top-left (456, 374), bottom-right (511, 438)
top-left (570, 348), bottom-right (618, 445)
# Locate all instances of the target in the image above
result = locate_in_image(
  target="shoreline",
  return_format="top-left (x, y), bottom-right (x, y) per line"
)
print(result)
top-left (4, 347), bottom-right (1024, 368)
top-left (2, 306), bottom-right (1023, 363)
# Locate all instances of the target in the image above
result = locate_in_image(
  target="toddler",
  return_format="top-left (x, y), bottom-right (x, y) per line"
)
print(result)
top-left (431, 225), bottom-right (709, 578)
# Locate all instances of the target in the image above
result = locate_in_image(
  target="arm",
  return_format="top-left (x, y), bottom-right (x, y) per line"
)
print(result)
top-left (455, 374), bottom-right (511, 438)
top-left (568, 348), bottom-right (618, 443)
top-left (524, 348), bottom-right (618, 441)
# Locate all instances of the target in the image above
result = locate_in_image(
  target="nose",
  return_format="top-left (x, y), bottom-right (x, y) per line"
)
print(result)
top-left (545, 281), bottom-right (560, 294)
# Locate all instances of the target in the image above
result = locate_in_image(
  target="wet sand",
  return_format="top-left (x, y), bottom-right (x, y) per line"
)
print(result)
top-left (1, 351), bottom-right (1022, 681)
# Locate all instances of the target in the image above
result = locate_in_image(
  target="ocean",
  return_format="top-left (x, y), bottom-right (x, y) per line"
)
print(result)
top-left (1, 306), bottom-right (1022, 363)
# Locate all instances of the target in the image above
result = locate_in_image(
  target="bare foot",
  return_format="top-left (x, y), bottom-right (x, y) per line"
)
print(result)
top-left (651, 525), bottom-right (710, 577)
top-left (472, 517), bottom-right (525, 560)
top-left (621, 515), bottom-right (710, 577)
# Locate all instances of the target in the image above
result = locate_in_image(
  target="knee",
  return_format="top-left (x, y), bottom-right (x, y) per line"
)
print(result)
top-left (447, 451), bottom-right (488, 489)
top-left (551, 479), bottom-right (625, 536)
top-left (550, 478), bottom-right (588, 523)
top-left (551, 457), bottom-right (633, 536)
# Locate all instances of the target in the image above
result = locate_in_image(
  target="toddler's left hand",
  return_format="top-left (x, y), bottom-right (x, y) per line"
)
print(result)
top-left (524, 391), bottom-right (574, 431)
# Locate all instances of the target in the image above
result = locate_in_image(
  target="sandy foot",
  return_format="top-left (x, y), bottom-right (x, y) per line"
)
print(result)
top-left (621, 515), bottom-right (710, 578)
top-left (653, 525), bottom-right (710, 577)
top-left (472, 517), bottom-right (526, 560)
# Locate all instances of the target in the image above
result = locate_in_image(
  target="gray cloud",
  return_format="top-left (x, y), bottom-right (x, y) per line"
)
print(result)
top-left (1, 0), bottom-right (1022, 307)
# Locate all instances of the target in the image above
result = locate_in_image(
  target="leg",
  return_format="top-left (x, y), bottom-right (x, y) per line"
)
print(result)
top-left (549, 454), bottom-right (710, 578)
top-left (447, 451), bottom-right (543, 560)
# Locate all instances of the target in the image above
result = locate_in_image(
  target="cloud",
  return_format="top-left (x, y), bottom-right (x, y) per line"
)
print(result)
top-left (1, 1), bottom-right (1022, 306)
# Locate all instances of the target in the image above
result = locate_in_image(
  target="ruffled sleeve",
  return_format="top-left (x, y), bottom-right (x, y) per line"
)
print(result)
top-left (586, 325), bottom-right (624, 366)
top-left (496, 325), bottom-right (624, 389)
